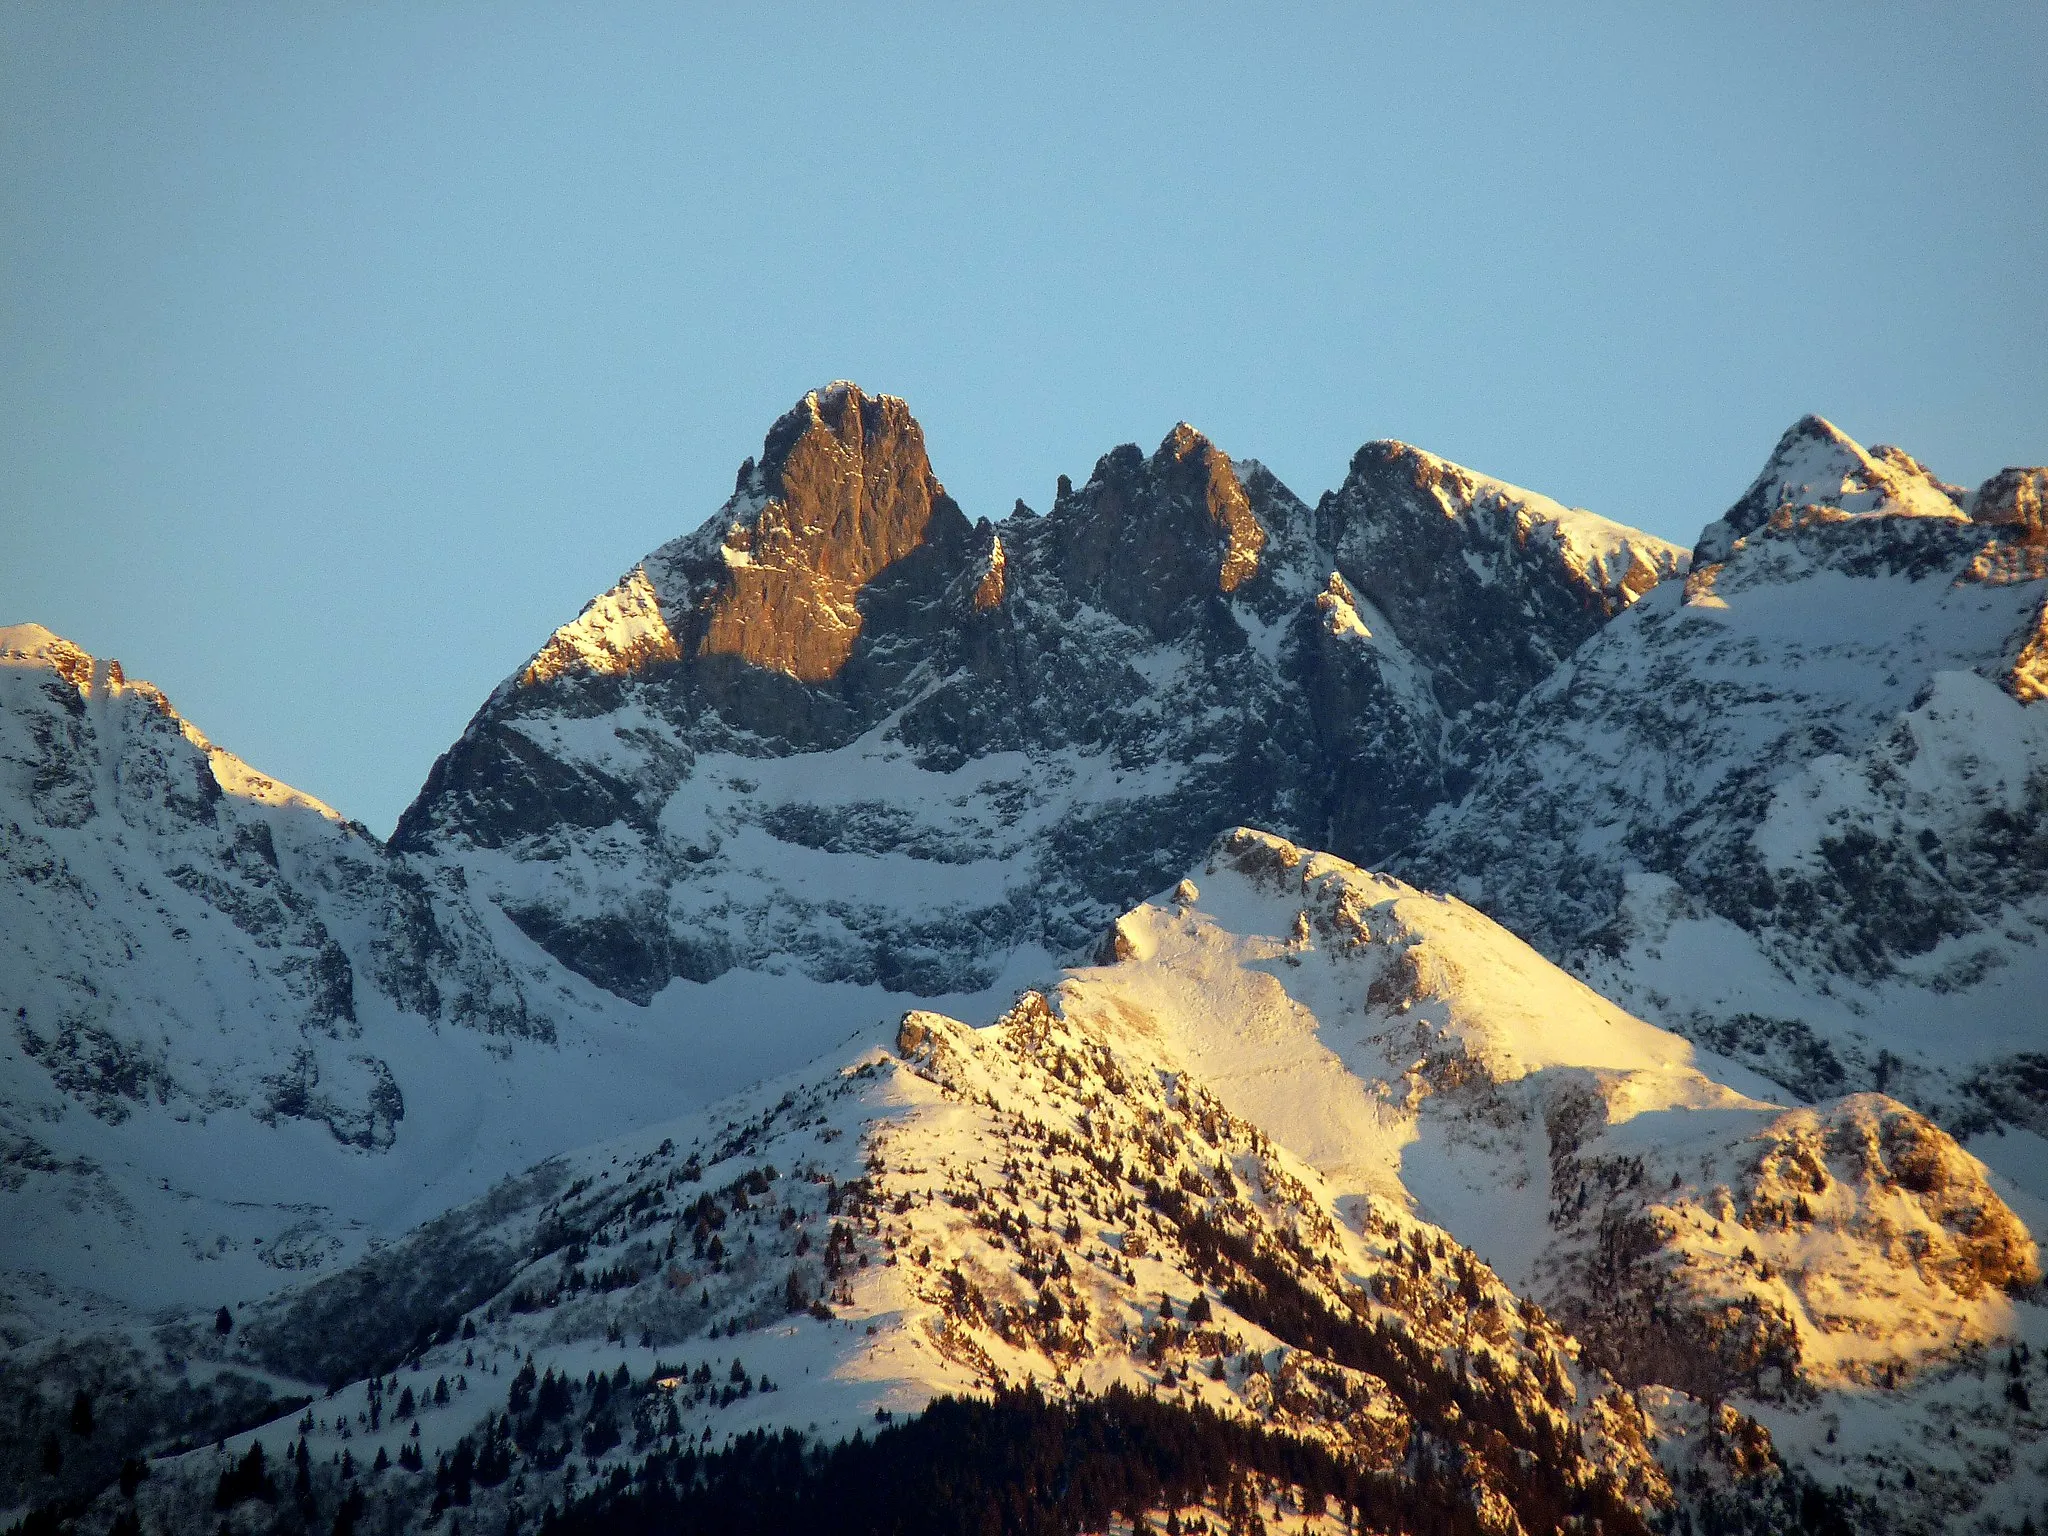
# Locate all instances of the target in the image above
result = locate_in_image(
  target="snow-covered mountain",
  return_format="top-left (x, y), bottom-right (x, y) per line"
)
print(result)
top-left (393, 382), bottom-right (1684, 1008)
top-left (1, 383), bottom-right (1687, 1357)
top-left (0, 622), bottom-right (529, 1295)
top-left (31, 832), bottom-right (2046, 1534)
top-left (8, 390), bottom-right (2046, 1534)
top-left (1403, 416), bottom-right (2048, 1198)
top-left (0, 624), bottom-right (985, 1338)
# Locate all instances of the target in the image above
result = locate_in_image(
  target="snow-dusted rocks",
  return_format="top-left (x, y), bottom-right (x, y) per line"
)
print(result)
top-left (393, 383), bottom-right (1686, 1011)
top-left (1062, 830), bottom-right (2040, 1412)
top-left (0, 627), bottom-right (551, 1311)
top-left (0, 626), bottom-right (803, 1339)
top-left (109, 940), bottom-right (1682, 1535)
top-left (518, 567), bottom-right (681, 686)
top-left (0, 622), bottom-right (531, 1135)
top-left (59, 828), bottom-right (2045, 1534)
top-left (1313, 440), bottom-right (1687, 737)
top-left (1404, 418), bottom-right (2048, 1179)
top-left (1693, 413), bottom-right (1970, 564)
top-left (1544, 1090), bottom-right (2037, 1402)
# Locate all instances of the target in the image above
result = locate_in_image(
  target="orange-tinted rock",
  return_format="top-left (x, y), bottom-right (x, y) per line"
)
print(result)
top-left (1972, 466), bottom-right (2048, 542)
top-left (970, 533), bottom-right (1007, 613)
top-left (2009, 596), bottom-right (2048, 704)
top-left (1156, 422), bottom-right (1266, 594)
top-left (1045, 424), bottom-right (1270, 639)
top-left (698, 383), bottom-right (961, 683)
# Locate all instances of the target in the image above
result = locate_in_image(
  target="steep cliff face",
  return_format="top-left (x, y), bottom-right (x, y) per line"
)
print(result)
top-left (1038, 422), bottom-right (1270, 634)
top-left (395, 384), bottom-right (1684, 1009)
top-left (1404, 418), bottom-right (2048, 1164)
top-left (1317, 441), bottom-right (1683, 737)
top-left (690, 383), bottom-right (969, 685)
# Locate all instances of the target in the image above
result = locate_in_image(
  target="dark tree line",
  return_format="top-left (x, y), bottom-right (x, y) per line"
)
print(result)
top-left (535, 1383), bottom-right (1642, 1536)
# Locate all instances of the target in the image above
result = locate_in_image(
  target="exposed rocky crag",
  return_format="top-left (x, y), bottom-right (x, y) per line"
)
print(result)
top-left (395, 382), bottom-right (1683, 1006)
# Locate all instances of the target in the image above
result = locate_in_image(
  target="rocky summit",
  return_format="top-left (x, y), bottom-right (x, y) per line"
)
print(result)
top-left (6, 388), bottom-right (2048, 1536)
top-left (393, 383), bottom-right (1684, 1006)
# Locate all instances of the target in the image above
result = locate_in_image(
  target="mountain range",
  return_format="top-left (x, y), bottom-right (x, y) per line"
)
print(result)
top-left (5, 384), bottom-right (2045, 1535)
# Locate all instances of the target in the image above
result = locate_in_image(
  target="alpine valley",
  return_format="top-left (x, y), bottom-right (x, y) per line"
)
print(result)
top-left (5, 383), bottom-right (2046, 1536)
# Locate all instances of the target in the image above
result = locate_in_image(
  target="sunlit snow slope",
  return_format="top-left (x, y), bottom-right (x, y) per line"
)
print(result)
top-left (47, 831), bottom-right (2047, 1536)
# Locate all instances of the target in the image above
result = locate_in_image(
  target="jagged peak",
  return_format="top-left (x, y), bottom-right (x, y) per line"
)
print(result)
top-left (1342, 437), bottom-right (1522, 502)
top-left (1344, 439), bottom-right (1603, 527)
top-left (1074, 422), bottom-right (1241, 493)
top-left (503, 383), bottom-right (965, 692)
top-left (1696, 414), bottom-right (1967, 562)
top-left (755, 381), bottom-right (931, 494)
top-left (1154, 419), bottom-right (1218, 463)
top-left (1868, 442), bottom-right (1967, 500)
top-left (1046, 423), bottom-right (1270, 613)
top-left (1152, 423), bottom-right (1265, 592)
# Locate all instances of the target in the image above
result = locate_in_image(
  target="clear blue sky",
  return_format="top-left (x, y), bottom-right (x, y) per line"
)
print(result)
top-left (4, 5), bottom-right (2043, 835)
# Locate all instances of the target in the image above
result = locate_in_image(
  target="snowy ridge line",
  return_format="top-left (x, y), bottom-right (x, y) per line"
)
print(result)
top-left (1405, 415), bottom-right (2048, 1199)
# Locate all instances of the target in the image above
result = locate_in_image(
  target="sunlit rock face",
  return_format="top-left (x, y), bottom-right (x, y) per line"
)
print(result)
top-left (393, 384), bottom-right (1685, 1007)
top-left (1971, 465), bottom-right (2048, 541)
top-left (695, 383), bottom-right (967, 684)
top-left (1039, 422), bottom-right (1268, 632)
